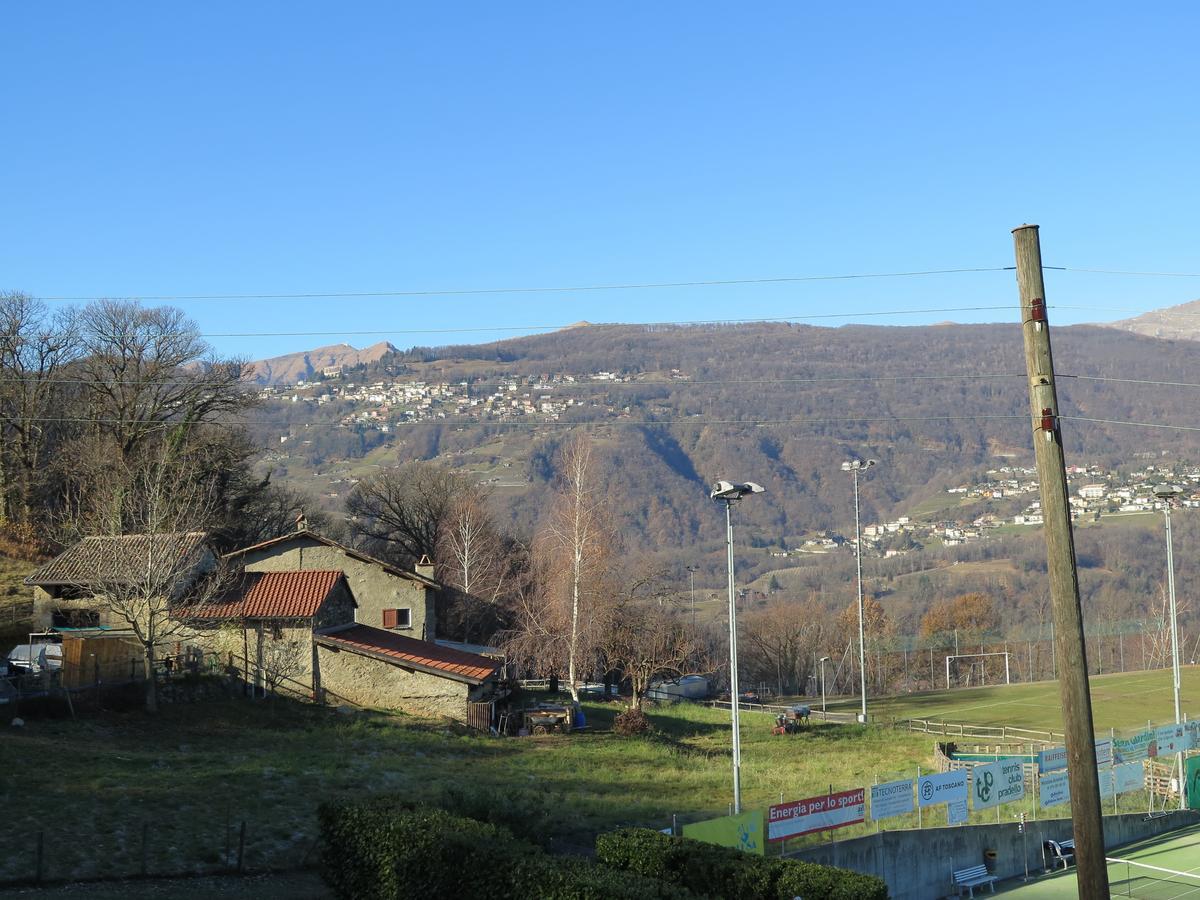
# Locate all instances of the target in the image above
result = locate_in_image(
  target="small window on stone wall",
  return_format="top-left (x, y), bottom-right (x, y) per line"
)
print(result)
top-left (382, 608), bottom-right (411, 629)
top-left (271, 624), bottom-right (284, 640)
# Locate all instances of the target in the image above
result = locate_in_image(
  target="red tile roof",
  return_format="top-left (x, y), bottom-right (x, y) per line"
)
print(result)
top-left (314, 624), bottom-right (500, 685)
top-left (193, 570), bottom-right (345, 620)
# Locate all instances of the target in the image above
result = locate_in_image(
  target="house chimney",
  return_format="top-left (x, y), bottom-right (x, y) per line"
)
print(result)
top-left (295, 511), bottom-right (308, 532)
top-left (415, 554), bottom-right (435, 580)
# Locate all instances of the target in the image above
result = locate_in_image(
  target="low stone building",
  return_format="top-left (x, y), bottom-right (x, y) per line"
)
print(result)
top-left (222, 530), bottom-right (439, 638)
top-left (25, 532), bottom-right (214, 631)
top-left (313, 623), bottom-right (503, 720)
top-left (190, 569), bottom-right (356, 696)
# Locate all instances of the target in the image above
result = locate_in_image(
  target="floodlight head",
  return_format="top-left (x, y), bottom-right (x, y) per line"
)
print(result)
top-left (709, 480), bottom-right (766, 502)
top-left (1155, 484), bottom-right (1182, 500)
top-left (842, 458), bottom-right (878, 472)
top-left (819, 656), bottom-right (831, 663)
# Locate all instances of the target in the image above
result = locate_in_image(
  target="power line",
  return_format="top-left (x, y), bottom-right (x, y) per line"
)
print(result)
top-left (199, 306), bottom-right (1017, 338)
top-left (30, 266), bottom-right (1016, 303)
top-left (1061, 374), bottom-right (1200, 389)
top-left (1062, 415), bottom-right (1200, 434)
top-left (3, 372), bottom-right (1029, 389)
top-left (6, 413), bottom-right (1030, 429)
top-left (1056, 267), bottom-right (1200, 278)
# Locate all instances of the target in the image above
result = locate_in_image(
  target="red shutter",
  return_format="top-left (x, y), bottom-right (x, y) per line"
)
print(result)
top-left (382, 608), bottom-right (398, 628)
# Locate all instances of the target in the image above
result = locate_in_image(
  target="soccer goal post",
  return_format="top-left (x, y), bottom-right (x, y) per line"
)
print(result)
top-left (945, 651), bottom-right (1011, 689)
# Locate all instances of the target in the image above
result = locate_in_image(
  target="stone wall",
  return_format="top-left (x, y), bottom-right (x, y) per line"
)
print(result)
top-left (792, 809), bottom-right (1199, 900)
top-left (314, 641), bottom-right (469, 720)
top-left (237, 537), bottom-right (435, 638)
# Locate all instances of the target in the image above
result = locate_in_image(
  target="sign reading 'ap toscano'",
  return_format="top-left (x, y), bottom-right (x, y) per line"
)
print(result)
top-left (917, 770), bottom-right (967, 808)
top-left (768, 788), bottom-right (865, 841)
top-left (972, 759), bottom-right (1026, 810)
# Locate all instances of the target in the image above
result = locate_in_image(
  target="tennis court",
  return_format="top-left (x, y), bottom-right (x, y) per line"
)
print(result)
top-left (997, 823), bottom-right (1200, 898)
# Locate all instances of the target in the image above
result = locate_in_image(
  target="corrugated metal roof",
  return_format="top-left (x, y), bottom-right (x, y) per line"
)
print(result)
top-left (222, 530), bottom-right (440, 589)
top-left (25, 533), bottom-right (210, 587)
top-left (193, 570), bottom-right (344, 620)
top-left (314, 624), bottom-right (499, 685)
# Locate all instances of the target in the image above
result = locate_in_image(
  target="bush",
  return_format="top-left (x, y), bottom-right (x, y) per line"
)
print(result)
top-left (438, 784), bottom-right (554, 845)
top-left (613, 706), bottom-right (652, 735)
top-left (318, 800), bottom-right (694, 900)
top-left (596, 828), bottom-right (888, 900)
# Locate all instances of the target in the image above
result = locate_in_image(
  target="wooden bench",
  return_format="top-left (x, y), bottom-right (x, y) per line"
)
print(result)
top-left (952, 864), bottom-right (998, 897)
top-left (1044, 839), bottom-right (1075, 870)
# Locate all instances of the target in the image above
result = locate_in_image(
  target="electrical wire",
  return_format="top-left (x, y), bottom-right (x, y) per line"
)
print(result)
top-left (29, 266), bottom-right (1016, 303)
top-left (1, 372), bottom-right (1029, 389)
top-left (1061, 415), bottom-right (1200, 434)
top-left (4, 413), bottom-right (1030, 429)
top-left (198, 305), bottom-right (1018, 338)
top-left (1055, 267), bottom-right (1200, 278)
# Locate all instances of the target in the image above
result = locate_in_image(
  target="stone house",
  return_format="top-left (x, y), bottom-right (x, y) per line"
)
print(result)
top-left (25, 532), bottom-right (214, 631)
top-left (189, 569), bottom-right (356, 696)
top-left (313, 623), bottom-right (502, 720)
top-left (221, 530), bottom-right (439, 639)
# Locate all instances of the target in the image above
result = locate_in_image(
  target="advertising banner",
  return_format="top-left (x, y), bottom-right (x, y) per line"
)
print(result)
top-left (918, 770), bottom-right (968, 808)
top-left (870, 779), bottom-right (914, 821)
top-left (683, 810), bottom-right (764, 855)
top-left (767, 789), bottom-right (865, 842)
top-left (1156, 723), bottom-right (1191, 755)
top-left (1038, 745), bottom-right (1068, 774)
top-left (1098, 767), bottom-right (1115, 800)
top-left (947, 799), bottom-right (969, 825)
top-left (1114, 731), bottom-right (1156, 764)
top-left (1094, 738), bottom-right (1113, 768)
top-left (1114, 762), bottom-right (1145, 795)
top-left (1188, 756), bottom-right (1200, 811)
top-left (972, 759), bottom-right (1026, 810)
top-left (1040, 770), bottom-right (1071, 808)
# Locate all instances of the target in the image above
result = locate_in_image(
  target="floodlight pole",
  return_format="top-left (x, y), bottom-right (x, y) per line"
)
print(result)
top-left (843, 459), bottom-right (875, 724)
top-left (720, 497), bottom-right (744, 814)
top-left (1161, 495), bottom-right (1185, 810)
top-left (687, 566), bottom-right (698, 629)
top-left (1014, 224), bottom-right (1108, 899)
top-left (819, 656), bottom-right (831, 715)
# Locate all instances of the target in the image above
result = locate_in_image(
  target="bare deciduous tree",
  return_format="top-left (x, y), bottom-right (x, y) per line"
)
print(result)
top-left (0, 292), bottom-right (80, 525)
top-left (346, 461), bottom-right (471, 566)
top-left (604, 573), bottom-right (700, 709)
top-left (73, 449), bottom-right (230, 713)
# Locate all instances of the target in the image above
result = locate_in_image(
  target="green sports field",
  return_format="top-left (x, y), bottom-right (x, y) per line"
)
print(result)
top-left (997, 823), bottom-right (1200, 898)
top-left (826, 667), bottom-right (1200, 735)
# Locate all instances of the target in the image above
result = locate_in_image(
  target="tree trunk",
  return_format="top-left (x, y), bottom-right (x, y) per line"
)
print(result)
top-left (143, 644), bottom-right (158, 714)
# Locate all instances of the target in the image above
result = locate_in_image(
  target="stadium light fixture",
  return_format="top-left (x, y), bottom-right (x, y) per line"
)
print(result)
top-left (842, 459), bottom-right (877, 724)
top-left (710, 478), bottom-right (765, 815)
top-left (1155, 484), bottom-right (1185, 810)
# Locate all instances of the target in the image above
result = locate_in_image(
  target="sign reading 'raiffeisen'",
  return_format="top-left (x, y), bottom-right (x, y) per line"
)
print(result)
top-left (1038, 745), bottom-right (1068, 774)
top-left (917, 770), bottom-right (967, 808)
top-left (972, 759), bottom-right (1025, 810)
top-left (870, 779), bottom-right (914, 821)
top-left (767, 789), bottom-right (865, 841)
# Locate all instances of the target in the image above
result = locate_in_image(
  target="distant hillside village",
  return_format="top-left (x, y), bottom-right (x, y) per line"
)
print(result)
top-left (793, 461), bottom-right (1200, 560)
top-left (258, 367), bottom-right (686, 432)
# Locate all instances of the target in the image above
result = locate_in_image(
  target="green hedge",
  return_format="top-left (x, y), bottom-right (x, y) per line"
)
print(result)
top-left (318, 800), bottom-right (694, 900)
top-left (596, 828), bottom-right (888, 900)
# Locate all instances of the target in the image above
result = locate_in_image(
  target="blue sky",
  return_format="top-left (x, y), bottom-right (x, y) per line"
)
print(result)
top-left (4, 3), bottom-right (1199, 359)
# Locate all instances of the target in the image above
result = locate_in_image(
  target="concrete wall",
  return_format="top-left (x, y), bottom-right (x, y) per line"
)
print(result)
top-left (237, 537), bottom-right (435, 638)
top-left (314, 641), bottom-right (469, 720)
top-left (792, 810), bottom-right (1199, 900)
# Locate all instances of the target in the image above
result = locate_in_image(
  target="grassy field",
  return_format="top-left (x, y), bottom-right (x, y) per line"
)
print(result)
top-left (825, 667), bottom-right (1200, 735)
top-left (1, 695), bottom-right (938, 886)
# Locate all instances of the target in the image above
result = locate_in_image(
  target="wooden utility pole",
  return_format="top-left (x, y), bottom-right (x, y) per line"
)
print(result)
top-left (1013, 224), bottom-right (1109, 899)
